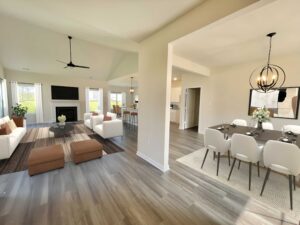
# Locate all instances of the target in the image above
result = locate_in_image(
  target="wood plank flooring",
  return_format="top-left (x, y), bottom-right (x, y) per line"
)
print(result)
top-left (0, 122), bottom-right (298, 225)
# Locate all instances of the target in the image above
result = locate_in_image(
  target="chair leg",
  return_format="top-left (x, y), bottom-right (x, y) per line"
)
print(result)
top-left (227, 151), bottom-right (231, 166)
top-left (238, 160), bottom-right (241, 170)
top-left (257, 161), bottom-right (260, 177)
top-left (293, 176), bottom-right (296, 191)
top-left (216, 152), bottom-right (220, 176)
top-left (289, 175), bottom-right (293, 210)
top-left (201, 149), bottom-right (209, 169)
top-left (227, 158), bottom-right (236, 181)
top-left (260, 168), bottom-right (271, 196)
top-left (249, 162), bottom-right (252, 191)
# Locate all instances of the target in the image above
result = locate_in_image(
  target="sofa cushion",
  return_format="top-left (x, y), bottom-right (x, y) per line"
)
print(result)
top-left (0, 116), bottom-right (10, 125)
top-left (103, 116), bottom-right (112, 121)
top-left (0, 123), bottom-right (12, 135)
top-left (107, 112), bottom-right (117, 120)
top-left (7, 120), bottom-right (17, 131)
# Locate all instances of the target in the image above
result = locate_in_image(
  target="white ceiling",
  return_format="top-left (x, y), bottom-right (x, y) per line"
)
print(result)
top-left (0, 14), bottom-right (127, 80)
top-left (173, 0), bottom-right (300, 68)
top-left (0, 0), bottom-right (204, 51)
top-left (108, 75), bottom-right (138, 88)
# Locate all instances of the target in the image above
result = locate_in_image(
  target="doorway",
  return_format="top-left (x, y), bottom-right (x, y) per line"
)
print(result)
top-left (184, 87), bottom-right (200, 130)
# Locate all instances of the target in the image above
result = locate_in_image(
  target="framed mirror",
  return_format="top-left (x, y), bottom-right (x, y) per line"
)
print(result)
top-left (248, 87), bottom-right (300, 119)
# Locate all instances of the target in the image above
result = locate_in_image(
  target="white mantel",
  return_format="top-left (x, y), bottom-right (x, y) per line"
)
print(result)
top-left (50, 100), bottom-right (80, 122)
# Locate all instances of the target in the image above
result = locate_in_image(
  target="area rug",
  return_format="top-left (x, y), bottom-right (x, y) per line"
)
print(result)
top-left (0, 123), bottom-right (124, 175)
top-left (176, 148), bottom-right (300, 220)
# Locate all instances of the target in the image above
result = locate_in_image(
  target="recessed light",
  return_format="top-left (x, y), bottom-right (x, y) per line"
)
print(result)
top-left (173, 77), bottom-right (178, 81)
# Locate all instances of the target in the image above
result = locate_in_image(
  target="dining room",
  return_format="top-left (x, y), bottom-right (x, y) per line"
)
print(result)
top-left (171, 0), bottom-right (300, 221)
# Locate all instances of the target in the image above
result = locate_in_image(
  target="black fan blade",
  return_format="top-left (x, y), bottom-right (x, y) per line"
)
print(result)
top-left (56, 60), bottom-right (68, 64)
top-left (73, 64), bottom-right (90, 69)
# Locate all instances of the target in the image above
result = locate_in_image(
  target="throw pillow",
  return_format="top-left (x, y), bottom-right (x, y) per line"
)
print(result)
top-left (103, 116), bottom-right (112, 121)
top-left (0, 123), bottom-right (12, 135)
top-left (92, 112), bottom-right (99, 116)
top-left (7, 119), bottom-right (17, 131)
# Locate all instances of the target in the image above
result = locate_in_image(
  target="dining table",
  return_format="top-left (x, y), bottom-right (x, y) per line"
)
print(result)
top-left (209, 123), bottom-right (300, 148)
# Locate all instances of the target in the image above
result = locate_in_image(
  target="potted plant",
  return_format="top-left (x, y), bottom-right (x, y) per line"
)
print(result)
top-left (11, 103), bottom-right (28, 127)
top-left (57, 114), bottom-right (67, 126)
top-left (252, 107), bottom-right (270, 130)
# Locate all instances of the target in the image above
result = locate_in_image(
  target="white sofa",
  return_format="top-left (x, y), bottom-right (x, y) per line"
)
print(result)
top-left (0, 116), bottom-right (27, 160)
top-left (92, 112), bottom-right (123, 139)
top-left (83, 110), bottom-right (103, 130)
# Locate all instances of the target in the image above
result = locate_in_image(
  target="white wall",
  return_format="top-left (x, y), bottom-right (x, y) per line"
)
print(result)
top-left (108, 53), bottom-right (138, 80)
top-left (0, 64), bottom-right (4, 79)
top-left (137, 0), bottom-right (257, 172)
top-left (4, 69), bottom-right (135, 122)
top-left (211, 53), bottom-right (300, 130)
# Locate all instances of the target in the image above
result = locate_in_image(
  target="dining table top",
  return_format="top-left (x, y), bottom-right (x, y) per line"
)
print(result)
top-left (209, 124), bottom-right (300, 147)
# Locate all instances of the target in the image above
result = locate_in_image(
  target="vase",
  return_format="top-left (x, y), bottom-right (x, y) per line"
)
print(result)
top-left (257, 121), bottom-right (263, 130)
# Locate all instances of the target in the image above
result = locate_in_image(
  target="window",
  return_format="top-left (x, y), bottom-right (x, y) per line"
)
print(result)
top-left (0, 79), bottom-right (4, 117)
top-left (86, 88), bottom-right (103, 112)
top-left (17, 83), bottom-right (36, 113)
top-left (110, 92), bottom-right (124, 110)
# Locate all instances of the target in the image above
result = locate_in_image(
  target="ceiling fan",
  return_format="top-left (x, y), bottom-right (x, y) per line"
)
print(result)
top-left (57, 36), bottom-right (90, 69)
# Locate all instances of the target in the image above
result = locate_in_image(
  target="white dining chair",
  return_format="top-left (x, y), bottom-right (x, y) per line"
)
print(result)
top-left (202, 128), bottom-right (231, 176)
top-left (254, 122), bottom-right (274, 130)
top-left (227, 134), bottom-right (263, 190)
top-left (232, 119), bottom-right (247, 126)
top-left (282, 125), bottom-right (300, 134)
top-left (260, 140), bottom-right (300, 210)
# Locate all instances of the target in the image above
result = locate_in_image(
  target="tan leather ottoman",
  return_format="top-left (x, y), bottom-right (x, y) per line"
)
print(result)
top-left (70, 139), bottom-right (103, 164)
top-left (28, 144), bottom-right (64, 176)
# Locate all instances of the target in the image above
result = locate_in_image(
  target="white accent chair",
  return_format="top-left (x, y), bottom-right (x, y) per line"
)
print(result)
top-left (227, 134), bottom-right (263, 190)
top-left (282, 125), bottom-right (300, 134)
top-left (93, 112), bottom-right (123, 139)
top-left (83, 110), bottom-right (103, 130)
top-left (260, 140), bottom-right (300, 210)
top-left (202, 128), bottom-right (231, 176)
top-left (232, 119), bottom-right (247, 126)
top-left (0, 116), bottom-right (27, 160)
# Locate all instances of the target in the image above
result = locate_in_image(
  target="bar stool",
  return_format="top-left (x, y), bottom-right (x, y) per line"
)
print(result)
top-left (131, 112), bottom-right (138, 124)
top-left (123, 111), bottom-right (130, 122)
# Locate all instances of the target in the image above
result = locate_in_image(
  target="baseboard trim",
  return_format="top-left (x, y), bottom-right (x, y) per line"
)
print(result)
top-left (136, 151), bottom-right (170, 172)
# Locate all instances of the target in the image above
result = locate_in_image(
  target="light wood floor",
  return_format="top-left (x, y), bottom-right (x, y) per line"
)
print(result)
top-left (0, 123), bottom-right (298, 225)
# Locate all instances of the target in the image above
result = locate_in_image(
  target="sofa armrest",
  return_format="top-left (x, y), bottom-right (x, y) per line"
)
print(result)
top-left (102, 119), bottom-right (123, 138)
top-left (0, 135), bottom-right (10, 160)
top-left (92, 115), bottom-right (104, 127)
top-left (84, 113), bottom-right (92, 121)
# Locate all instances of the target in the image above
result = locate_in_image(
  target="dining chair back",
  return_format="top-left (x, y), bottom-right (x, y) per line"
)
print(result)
top-left (228, 133), bottom-right (262, 190)
top-left (261, 140), bottom-right (300, 210)
top-left (202, 128), bottom-right (231, 176)
top-left (232, 119), bottom-right (247, 126)
top-left (283, 125), bottom-right (300, 134)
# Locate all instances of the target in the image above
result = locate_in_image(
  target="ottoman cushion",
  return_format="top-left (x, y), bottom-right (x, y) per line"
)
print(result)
top-left (70, 139), bottom-right (102, 164)
top-left (28, 144), bottom-right (64, 176)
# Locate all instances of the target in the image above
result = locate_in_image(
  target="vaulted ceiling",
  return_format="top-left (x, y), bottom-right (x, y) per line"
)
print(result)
top-left (0, 0), bottom-right (204, 80)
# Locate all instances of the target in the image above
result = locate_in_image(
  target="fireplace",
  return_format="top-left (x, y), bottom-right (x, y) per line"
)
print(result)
top-left (55, 107), bottom-right (78, 122)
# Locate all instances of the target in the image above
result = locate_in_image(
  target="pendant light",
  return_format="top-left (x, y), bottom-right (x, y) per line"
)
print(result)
top-left (249, 32), bottom-right (286, 93)
top-left (129, 77), bottom-right (134, 94)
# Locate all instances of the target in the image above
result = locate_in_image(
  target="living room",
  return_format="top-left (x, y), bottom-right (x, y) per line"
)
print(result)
top-left (1, 1), bottom-right (300, 225)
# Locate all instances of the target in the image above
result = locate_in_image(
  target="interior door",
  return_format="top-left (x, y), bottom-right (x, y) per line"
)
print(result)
top-left (184, 88), bottom-right (200, 129)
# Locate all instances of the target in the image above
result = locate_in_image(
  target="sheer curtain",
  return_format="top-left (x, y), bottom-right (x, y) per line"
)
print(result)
top-left (10, 81), bottom-right (18, 107)
top-left (2, 79), bottom-right (8, 116)
top-left (34, 83), bottom-right (44, 123)
top-left (85, 87), bottom-right (90, 113)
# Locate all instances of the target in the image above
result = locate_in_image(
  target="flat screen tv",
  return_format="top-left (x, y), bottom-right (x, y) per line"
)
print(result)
top-left (51, 85), bottom-right (79, 100)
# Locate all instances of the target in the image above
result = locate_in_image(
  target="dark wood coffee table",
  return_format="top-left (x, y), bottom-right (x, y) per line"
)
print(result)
top-left (49, 123), bottom-right (74, 142)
